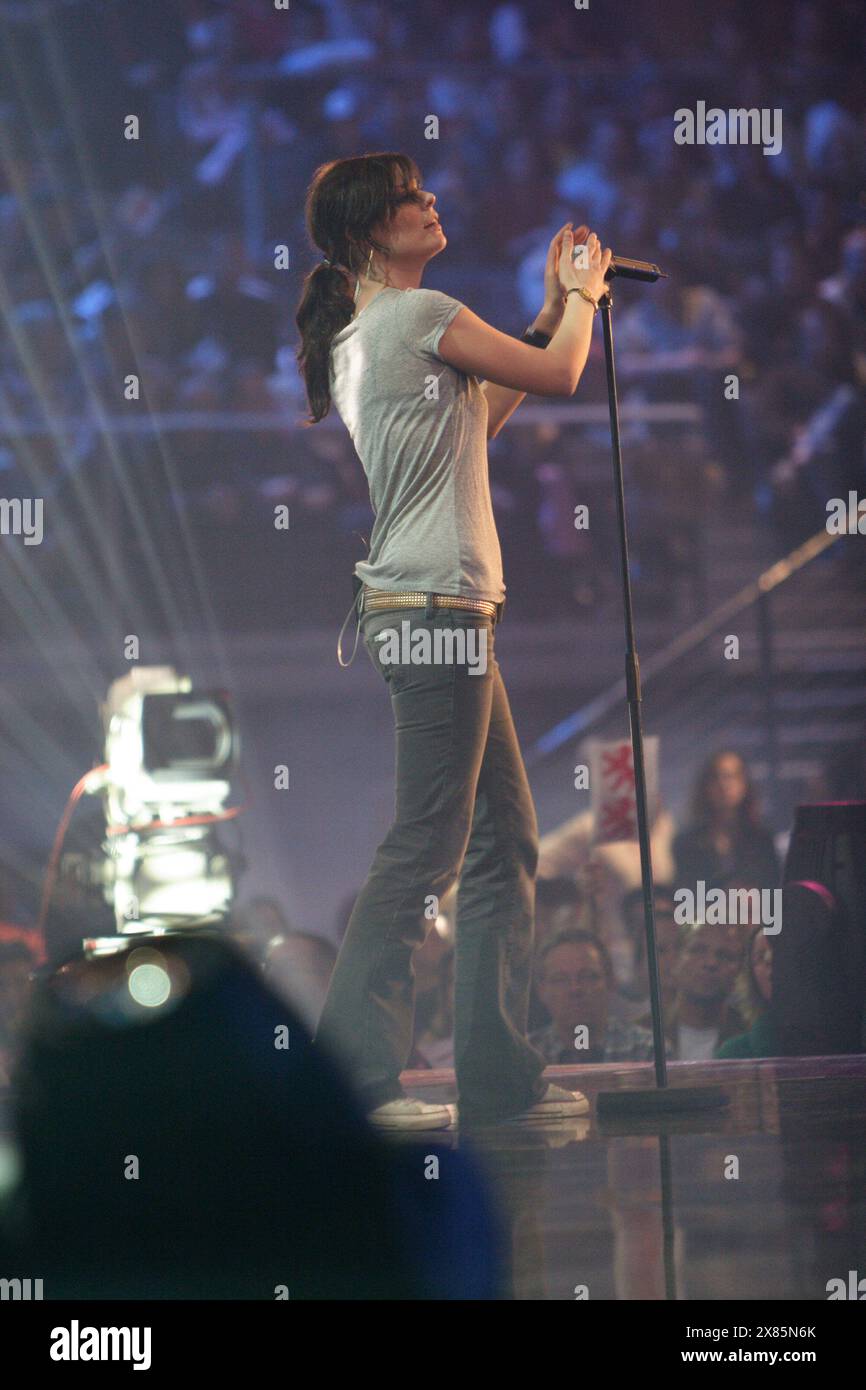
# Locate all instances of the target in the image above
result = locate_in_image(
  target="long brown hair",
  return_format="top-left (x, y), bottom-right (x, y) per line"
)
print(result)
top-left (295, 151), bottom-right (421, 426)
top-left (688, 749), bottom-right (763, 835)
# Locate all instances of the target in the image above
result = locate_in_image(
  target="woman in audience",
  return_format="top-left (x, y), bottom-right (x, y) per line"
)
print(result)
top-left (674, 750), bottom-right (779, 899)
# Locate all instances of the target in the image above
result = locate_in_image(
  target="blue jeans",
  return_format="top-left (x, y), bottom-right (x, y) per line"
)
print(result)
top-left (314, 603), bottom-right (547, 1121)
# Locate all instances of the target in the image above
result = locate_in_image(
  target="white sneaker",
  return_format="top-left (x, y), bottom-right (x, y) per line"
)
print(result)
top-left (457, 1083), bottom-right (591, 1127)
top-left (367, 1097), bottom-right (454, 1132)
top-left (512, 1083), bottom-right (590, 1120)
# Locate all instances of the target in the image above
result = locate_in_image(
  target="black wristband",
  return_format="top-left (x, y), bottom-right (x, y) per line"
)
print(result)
top-left (521, 326), bottom-right (551, 348)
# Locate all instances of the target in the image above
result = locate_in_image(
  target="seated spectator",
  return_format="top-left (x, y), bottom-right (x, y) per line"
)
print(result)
top-left (673, 750), bottom-right (779, 901)
top-left (263, 929), bottom-right (337, 1030)
top-left (616, 267), bottom-right (742, 388)
top-left (655, 922), bottom-right (747, 1060)
top-left (530, 930), bottom-right (665, 1065)
top-left (716, 926), bottom-right (778, 1059)
top-left (613, 885), bottom-right (681, 1023)
top-left (708, 875), bottom-right (773, 1020)
top-left (0, 940), bottom-right (36, 1088)
top-left (527, 875), bottom-right (589, 1030)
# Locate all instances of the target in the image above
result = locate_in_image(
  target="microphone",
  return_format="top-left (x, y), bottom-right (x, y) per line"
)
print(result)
top-left (605, 254), bottom-right (667, 283)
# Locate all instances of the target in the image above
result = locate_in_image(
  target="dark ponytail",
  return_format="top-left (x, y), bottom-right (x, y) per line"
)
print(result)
top-left (295, 151), bottom-right (421, 425)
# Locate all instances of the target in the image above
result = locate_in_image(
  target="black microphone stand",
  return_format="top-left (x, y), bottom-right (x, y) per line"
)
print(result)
top-left (594, 277), bottom-right (728, 1118)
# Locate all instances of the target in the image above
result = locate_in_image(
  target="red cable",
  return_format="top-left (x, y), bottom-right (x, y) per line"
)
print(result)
top-left (36, 764), bottom-right (109, 939)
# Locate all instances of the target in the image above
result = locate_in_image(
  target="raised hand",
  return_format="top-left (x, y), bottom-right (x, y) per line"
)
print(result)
top-left (558, 225), bottom-right (612, 305)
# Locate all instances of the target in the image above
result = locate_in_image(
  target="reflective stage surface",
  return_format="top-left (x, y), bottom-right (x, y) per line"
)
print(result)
top-left (403, 1056), bottom-right (866, 1300)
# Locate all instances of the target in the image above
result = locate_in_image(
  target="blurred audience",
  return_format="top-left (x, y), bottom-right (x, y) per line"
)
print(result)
top-left (1, 0), bottom-right (863, 631)
top-left (616, 260), bottom-right (744, 467)
top-left (716, 925), bottom-right (777, 1058)
top-left (758, 299), bottom-right (866, 545)
top-left (655, 921), bottom-right (747, 1060)
top-left (530, 929), bottom-right (665, 1065)
top-left (527, 875), bottom-right (589, 1030)
top-left (535, 874), bottom-right (588, 948)
top-left (538, 802), bottom-right (677, 994)
top-left (614, 885), bottom-right (681, 1024)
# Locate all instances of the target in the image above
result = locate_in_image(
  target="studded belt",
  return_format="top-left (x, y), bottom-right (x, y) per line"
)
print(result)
top-left (362, 585), bottom-right (503, 621)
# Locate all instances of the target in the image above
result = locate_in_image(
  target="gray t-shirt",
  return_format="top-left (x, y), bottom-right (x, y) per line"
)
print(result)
top-left (328, 286), bottom-right (505, 603)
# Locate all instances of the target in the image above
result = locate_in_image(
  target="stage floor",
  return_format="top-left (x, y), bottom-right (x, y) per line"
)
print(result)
top-left (402, 1055), bottom-right (866, 1300)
